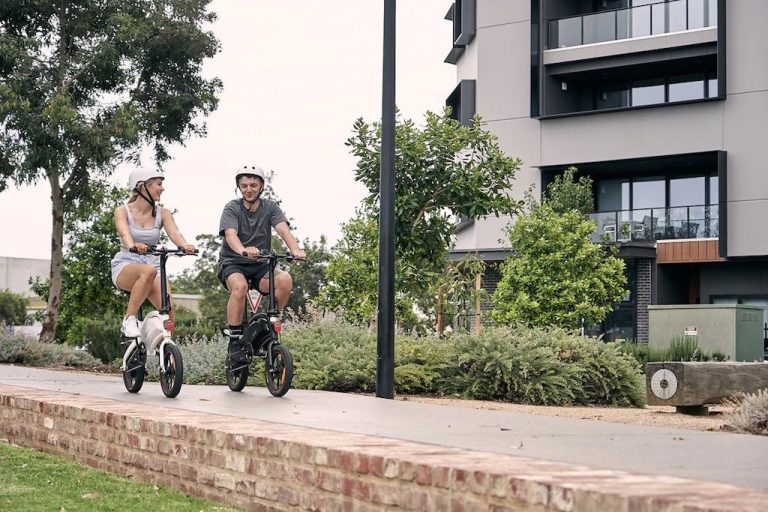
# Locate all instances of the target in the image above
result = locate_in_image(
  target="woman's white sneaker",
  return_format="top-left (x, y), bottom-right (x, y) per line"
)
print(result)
top-left (121, 316), bottom-right (140, 338)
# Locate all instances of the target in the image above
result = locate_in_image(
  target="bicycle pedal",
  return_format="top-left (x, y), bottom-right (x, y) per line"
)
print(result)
top-left (229, 361), bottom-right (250, 371)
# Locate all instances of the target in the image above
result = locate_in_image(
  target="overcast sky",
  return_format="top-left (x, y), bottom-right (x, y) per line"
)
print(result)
top-left (0, 1), bottom-right (455, 275)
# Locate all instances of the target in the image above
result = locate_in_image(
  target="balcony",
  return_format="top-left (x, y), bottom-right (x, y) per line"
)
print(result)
top-left (589, 204), bottom-right (718, 244)
top-left (548, 0), bottom-right (717, 50)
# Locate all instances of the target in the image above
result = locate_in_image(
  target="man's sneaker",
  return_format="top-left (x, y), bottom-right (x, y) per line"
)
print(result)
top-left (121, 316), bottom-right (140, 338)
top-left (228, 338), bottom-right (250, 366)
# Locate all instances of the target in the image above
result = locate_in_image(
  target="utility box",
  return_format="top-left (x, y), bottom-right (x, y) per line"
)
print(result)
top-left (648, 304), bottom-right (764, 362)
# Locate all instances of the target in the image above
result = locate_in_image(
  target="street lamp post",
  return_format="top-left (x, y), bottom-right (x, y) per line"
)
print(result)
top-left (376, 0), bottom-right (396, 399)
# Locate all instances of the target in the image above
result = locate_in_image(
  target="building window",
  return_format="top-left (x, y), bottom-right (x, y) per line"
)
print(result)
top-left (444, 0), bottom-right (476, 64)
top-left (669, 74), bottom-right (705, 102)
top-left (446, 80), bottom-right (476, 126)
top-left (547, 0), bottom-right (718, 49)
top-left (631, 78), bottom-right (665, 106)
top-left (591, 73), bottom-right (718, 112)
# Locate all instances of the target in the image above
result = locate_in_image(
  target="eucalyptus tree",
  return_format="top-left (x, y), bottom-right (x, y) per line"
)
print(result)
top-left (0, 1), bottom-right (221, 341)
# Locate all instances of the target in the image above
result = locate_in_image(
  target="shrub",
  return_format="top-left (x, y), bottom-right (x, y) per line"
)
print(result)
top-left (0, 331), bottom-right (99, 367)
top-left (446, 328), bottom-right (645, 406)
top-left (0, 290), bottom-right (27, 326)
top-left (725, 389), bottom-right (768, 436)
top-left (618, 337), bottom-right (729, 369)
top-left (166, 334), bottom-right (229, 385)
top-left (66, 315), bottom-right (123, 363)
top-left (282, 322), bottom-right (645, 407)
top-left (284, 323), bottom-right (378, 392)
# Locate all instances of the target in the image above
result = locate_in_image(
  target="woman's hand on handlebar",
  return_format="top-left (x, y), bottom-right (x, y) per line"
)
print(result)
top-left (180, 244), bottom-right (196, 254)
top-left (131, 242), bottom-right (149, 254)
top-left (241, 246), bottom-right (261, 259)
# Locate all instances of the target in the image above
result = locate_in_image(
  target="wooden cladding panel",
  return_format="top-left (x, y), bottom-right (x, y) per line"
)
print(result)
top-left (657, 239), bottom-right (723, 264)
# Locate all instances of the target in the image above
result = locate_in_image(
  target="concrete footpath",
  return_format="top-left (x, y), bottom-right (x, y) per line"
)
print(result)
top-left (1, 364), bottom-right (767, 511)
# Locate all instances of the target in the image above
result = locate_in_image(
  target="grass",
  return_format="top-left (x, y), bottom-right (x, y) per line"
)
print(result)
top-left (0, 441), bottom-right (240, 512)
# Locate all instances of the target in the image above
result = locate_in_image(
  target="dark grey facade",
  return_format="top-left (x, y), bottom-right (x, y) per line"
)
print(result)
top-left (445, 0), bottom-right (768, 344)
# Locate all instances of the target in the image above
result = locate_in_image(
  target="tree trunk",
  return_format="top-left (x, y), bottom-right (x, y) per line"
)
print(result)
top-left (40, 171), bottom-right (65, 343)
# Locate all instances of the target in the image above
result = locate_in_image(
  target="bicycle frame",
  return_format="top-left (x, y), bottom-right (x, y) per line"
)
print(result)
top-left (244, 255), bottom-right (280, 319)
top-left (242, 252), bottom-right (291, 368)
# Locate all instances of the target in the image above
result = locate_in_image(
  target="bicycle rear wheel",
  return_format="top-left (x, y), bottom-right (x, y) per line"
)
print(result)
top-left (123, 343), bottom-right (146, 393)
top-left (265, 343), bottom-right (293, 397)
top-left (226, 355), bottom-right (249, 392)
top-left (159, 343), bottom-right (184, 398)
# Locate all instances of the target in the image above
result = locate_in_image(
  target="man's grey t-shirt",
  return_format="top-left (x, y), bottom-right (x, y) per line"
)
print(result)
top-left (218, 199), bottom-right (289, 263)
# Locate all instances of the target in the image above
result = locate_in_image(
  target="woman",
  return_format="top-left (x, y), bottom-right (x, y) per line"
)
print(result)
top-left (111, 168), bottom-right (195, 337)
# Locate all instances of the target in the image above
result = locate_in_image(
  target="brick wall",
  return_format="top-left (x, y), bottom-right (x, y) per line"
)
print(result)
top-left (636, 259), bottom-right (652, 343)
top-left (2, 385), bottom-right (767, 511)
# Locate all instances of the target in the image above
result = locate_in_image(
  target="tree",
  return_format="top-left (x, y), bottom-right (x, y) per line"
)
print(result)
top-left (0, 289), bottom-right (27, 325)
top-left (323, 110), bottom-right (522, 325)
top-left (434, 254), bottom-right (488, 334)
top-left (57, 186), bottom-right (126, 343)
top-left (273, 235), bottom-right (331, 318)
top-left (491, 203), bottom-right (626, 329)
top-left (26, 186), bottom-right (128, 343)
top-left (0, 1), bottom-right (221, 341)
top-left (545, 167), bottom-right (594, 216)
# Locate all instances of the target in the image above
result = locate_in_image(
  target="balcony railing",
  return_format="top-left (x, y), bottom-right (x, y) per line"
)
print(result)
top-left (548, 0), bottom-right (717, 50)
top-left (588, 204), bottom-right (719, 243)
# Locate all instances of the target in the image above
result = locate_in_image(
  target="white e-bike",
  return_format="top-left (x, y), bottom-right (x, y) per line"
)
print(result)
top-left (121, 246), bottom-right (196, 398)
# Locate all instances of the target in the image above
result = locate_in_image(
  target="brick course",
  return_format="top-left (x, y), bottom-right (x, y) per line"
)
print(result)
top-left (1, 384), bottom-right (766, 511)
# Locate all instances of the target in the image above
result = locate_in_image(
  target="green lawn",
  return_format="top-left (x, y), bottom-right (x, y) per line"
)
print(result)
top-left (0, 441), bottom-right (240, 512)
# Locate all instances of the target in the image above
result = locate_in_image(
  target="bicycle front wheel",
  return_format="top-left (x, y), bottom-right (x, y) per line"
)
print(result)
top-left (226, 355), bottom-right (249, 392)
top-left (159, 343), bottom-right (183, 398)
top-left (265, 343), bottom-right (293, 397)
top-left (123, 344), bottom-right (146, 394)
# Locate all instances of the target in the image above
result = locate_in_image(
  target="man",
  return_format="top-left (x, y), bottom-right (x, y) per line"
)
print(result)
top-left (218, 165), bottom-right (306, 363)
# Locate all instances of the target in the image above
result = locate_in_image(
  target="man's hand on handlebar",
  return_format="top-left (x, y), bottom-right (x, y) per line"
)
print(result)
top-left (291, 249), bottom-right (307, 261)
top-left (241, 246), bottom-right (261, 259)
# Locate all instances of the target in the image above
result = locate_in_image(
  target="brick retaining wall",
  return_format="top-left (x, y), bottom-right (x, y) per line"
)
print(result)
top-left (1, 384), bottom-right (766, 511)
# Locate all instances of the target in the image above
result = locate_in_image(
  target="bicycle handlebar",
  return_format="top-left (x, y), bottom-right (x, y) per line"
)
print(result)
top-left (240, 250), bottom-right (303, 263)
top-left (129, 245), bottom-right (199, 256)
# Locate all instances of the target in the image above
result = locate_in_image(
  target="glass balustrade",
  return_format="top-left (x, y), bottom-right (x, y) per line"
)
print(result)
top-left (548, 0), bottom-right (717, 49)
top-left (588, 204), bottom-right (718, 243)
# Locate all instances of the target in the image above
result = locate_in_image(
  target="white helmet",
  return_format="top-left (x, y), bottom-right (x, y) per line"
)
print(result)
top-left (235, 165), bottom-right (266, 186)
top-left (128, 168), bottom-right (165, 191)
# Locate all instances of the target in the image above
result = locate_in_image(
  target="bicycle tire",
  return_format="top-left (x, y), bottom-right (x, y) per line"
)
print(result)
top-left (122, 344), bottom-right (146, 393)
top-left (226, 355), bottom-right (249, 392)
top-left (159, 343), bottom-right (184, 398)
top-left (265, 343), bottom-right (293, 397)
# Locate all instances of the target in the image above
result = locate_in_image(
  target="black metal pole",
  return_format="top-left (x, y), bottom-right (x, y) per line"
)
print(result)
top-left (376, 0), bottom-right (396, 399)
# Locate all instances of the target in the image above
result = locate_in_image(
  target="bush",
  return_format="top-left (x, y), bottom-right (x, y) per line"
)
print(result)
top-left (166, 335), bottom-right (229, 385)
top-left (725, 389), bottom-right (768, 436)
top-left (0, 331), bottom-right (99, 367)
top-left (66, 315), bottom-right (123, 363)
top-left (284, 323), bottom-right (378, 392)
top-left (618, 336), bottom-right (729, 370)
top-left (282, 322), bottom-right (645, 407)
top-left (0, 289), bottom-right (27, 326)
top-left (446, 328), bottom-right (645, 406)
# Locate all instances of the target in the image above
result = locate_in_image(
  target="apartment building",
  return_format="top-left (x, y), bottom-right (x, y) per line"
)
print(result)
top-left (445, 0), bottom-right (768, 342)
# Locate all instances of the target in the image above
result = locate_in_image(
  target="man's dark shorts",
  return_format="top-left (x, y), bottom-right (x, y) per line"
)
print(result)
top-left (218, 260), bottom-right (270, 290)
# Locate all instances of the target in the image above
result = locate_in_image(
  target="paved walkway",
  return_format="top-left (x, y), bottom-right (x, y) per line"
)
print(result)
top-left (1, 364), bottom-right (766, 492)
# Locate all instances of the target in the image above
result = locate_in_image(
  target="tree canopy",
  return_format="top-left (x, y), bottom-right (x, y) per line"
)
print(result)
top-left (322, 110), bottom-right (522, 327)
top-left (491, 172), bottom-right (626, 330)
top-left (0, 0), bottom-right (221, 340)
